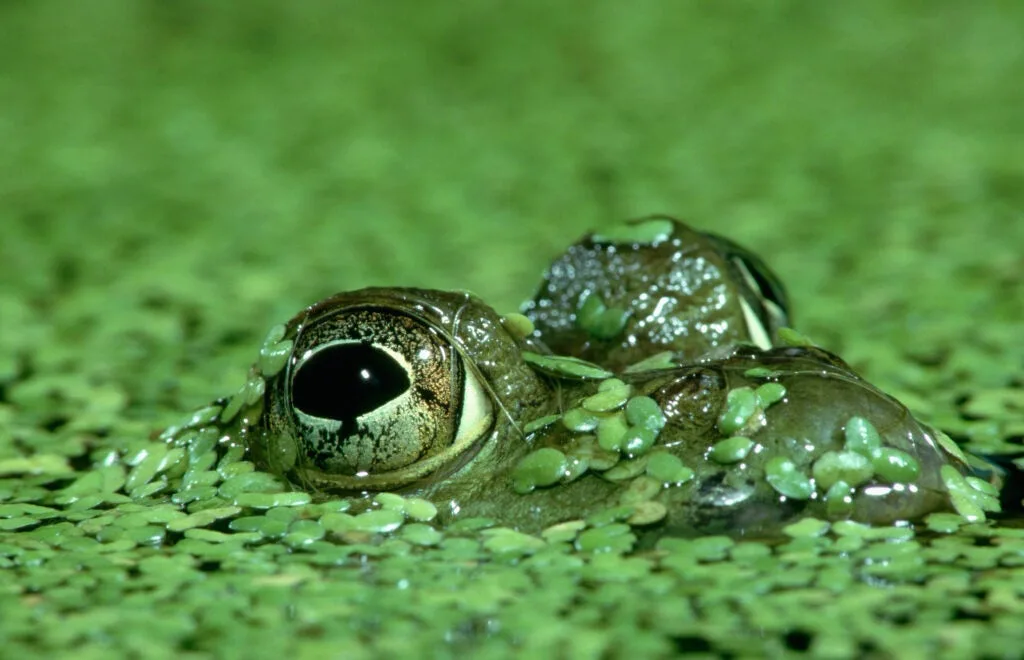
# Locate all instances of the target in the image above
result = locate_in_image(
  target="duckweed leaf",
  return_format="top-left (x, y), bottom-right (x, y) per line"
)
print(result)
top-left (717, 387), bottom-right (758, 435)
top-left (765, 457), bottom-right (814, 500)
top-left (709, 436), bottom-right (754, 464)
top-left (521, 352), bottom-right (614, 380)
top-left (591, 218), bottom-right (674, 245)
top-left (513, 448), bottom-right (569, 493)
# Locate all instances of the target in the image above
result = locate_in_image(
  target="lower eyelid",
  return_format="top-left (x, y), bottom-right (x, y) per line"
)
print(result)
top-left (452, 367), bottom-right (494, 447)
top-left (738, 296), bottom-right (773, 351)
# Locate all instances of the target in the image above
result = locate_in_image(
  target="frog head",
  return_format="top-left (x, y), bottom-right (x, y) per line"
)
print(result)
top-left (163, 218), bottom-right (991, 537)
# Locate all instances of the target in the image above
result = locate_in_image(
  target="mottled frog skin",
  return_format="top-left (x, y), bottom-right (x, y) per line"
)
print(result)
top-left (165, 217), bottom-right (989, 537)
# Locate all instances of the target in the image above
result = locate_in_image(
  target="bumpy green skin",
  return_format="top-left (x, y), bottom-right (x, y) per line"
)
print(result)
top-left (171, 218), bottom-right (975, 537)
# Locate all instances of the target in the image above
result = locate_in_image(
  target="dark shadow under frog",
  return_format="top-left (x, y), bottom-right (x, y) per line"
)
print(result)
top-left (165, 217), bottom-right (998, 538)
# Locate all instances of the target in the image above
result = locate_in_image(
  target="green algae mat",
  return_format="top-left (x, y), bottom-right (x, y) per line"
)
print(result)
top-left (3, 2), bottom-right (1024, 658)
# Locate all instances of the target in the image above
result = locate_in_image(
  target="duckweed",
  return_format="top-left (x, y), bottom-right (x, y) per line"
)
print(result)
top-left (811, 451), bottom-right (874, 490)
top-left (512, 448), bottom-right (569, 493)
top-left (624, 395), bottom-right (666, 432)
top-left (218, 459), bottom-right (254, 479)
top-left (399, 523), bottom-right (443, 546)
top-left (575, 292), bottom-right (632, 340)
top-left (266, 506), bottom-right (301, 523)
top-left (0, 454), bottom-right (75, 477)
top-left (233, 492), bottom-right (312, 509)
top-left (584, 505), bottom-right (635, 528)
top-left (260, 324), bottom-right (286, 350)
top-left (623, 351), bottom-right (677, 373)
top-left (965, 476), bottom-right (999, 498)
top-left (575, 291), bottom-right (606, 328)
top-left (521, 352), bottom-right (614, 380)
top-left (764, 457), bottom-right (814, 500)
top-left (230, 516), bottom-right (289, 539)
top-left (620, 475), bottom-right (662, 504)
top-left (561, 456), bottom-right (588, 482)
top-left (541, 520), bottom-right (587, 543)
top-left (941, 465), bottom-right (992, 522)
top-left (626, 500), bottom-right (668, 526)
top-left (587, 306), bottom-right (631, 340)
top-left (480, 528), bottom-right (546, 556)
top-left (596, 413), bottom-right (630, 452)
top-left (574, 523), bottom-right (637, 554)
top-left (562, 455), bottom-right (591, 482)
top-left (158, 405), bottom-right (223, 442)
top-left (124, 445), bottom-right (170, 490)
top-left (283, 520), bottom-right (327, 547)
top-left (831, 521), bottom-right (915, 542)
top-left (754, 382), bottom-right (786, 407)
top-left (590, 218), bottom-right (674, 245)
top-left (218, 472), bottom-right (283, 499)
top-left (523, 414), bottom-right (560, 434)
top-left (561, 407), bottom-right (600, 432)
top-left (445, 517), bottom-right (496, 534)
top-left (243, 374), bottom-right (266, 405)
top-left (870, 448), bottom-right (920, 483)
top-left (709, 436), bottom-right (754, 464)
top-left (644, 452), bottom-right (695, 485)
top-left (776, 327), bottom-right (815, 347)
top-left (924, 512), bottom-right (965, 534)
top-left (843, 416), bottom-right (882, 458)
top-left (130, 479), bottom-right (168, 500)
top-left (166, 506), bottom-right (242, 532)
top-left (565, 435), bottom-right (615, 471)
top-left (783, 518), bottom-right (830, 538)
top-left (621, 426), bottom-right (657, 456)
top-left (717, 387), bottom-right (758, 435)
top-left (500, 312), bottom-right (535, 339)
top-left (581, 383), bottom-right (632, 412)
top-left (350, 509), bottom-right (405, 534)
top-left (258, 337), bottom-right (293, 378)
top-left (601, 456), bottom-right (648, 481)
top-left (218, 390), bottom-right (246, 426)
top-left (823, 481), bottom-right (854, 517)
top-left (933, 428), bottom-right (971, 464)
top-left (658, 535), bottom-right (735, 561)
top-left (0, 517), bottom-right (37, 531)
top-left (403, 498), bottom-right (439, 522)
top-left (374, 493), bottom-right (407, 510)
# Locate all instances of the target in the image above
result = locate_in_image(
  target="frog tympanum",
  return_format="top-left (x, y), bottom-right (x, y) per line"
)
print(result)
top-left (161, 217), bottom-right (998, 537)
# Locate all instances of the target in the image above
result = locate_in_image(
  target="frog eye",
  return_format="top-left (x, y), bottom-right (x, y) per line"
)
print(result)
top-left (281, 308), bottom-right (494, 488)
top-left (729, 250), bottom-right (790, 330)
top-left (705, 235), bottom-right (791, 349)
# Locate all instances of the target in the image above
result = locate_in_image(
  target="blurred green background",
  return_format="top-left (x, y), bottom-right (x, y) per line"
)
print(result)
top-left (2, 1), bottom-right (1023, 657)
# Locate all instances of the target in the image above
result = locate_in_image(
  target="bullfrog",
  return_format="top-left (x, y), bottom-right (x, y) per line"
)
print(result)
top-left (161, 217), bottom-right (998, 537)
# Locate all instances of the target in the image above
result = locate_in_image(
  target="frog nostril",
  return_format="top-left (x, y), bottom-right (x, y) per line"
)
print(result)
top-left (291, 342), bottom-right (411, 421)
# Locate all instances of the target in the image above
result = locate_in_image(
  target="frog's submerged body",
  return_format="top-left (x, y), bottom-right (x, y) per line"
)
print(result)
top-left (164, 217), bottom-right (996, 537)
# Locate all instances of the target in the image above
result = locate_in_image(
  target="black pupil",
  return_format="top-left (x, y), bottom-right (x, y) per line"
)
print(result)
top-left (706, 233), bottom-right (790, 315)
top-left (292, 342), bottom-right (411, 422)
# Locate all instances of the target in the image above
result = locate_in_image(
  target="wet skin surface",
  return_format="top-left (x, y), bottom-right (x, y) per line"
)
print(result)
top-left (167, 218), bottom-right (981, 537)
